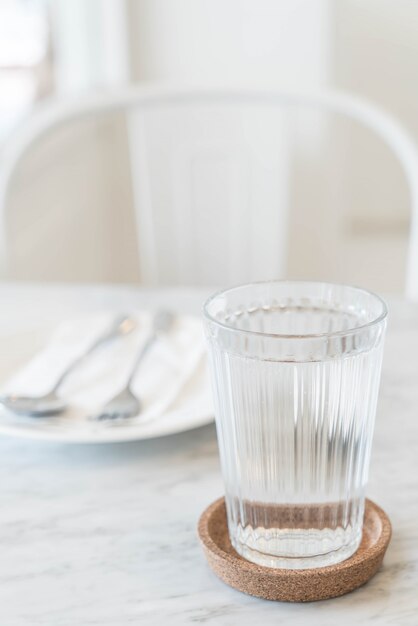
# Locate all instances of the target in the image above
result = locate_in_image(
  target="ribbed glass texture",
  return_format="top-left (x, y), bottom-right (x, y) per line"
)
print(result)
top-left (204, 281), bottom-right (387, 569)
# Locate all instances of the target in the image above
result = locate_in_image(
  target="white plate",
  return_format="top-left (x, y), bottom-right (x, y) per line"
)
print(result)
top-left (0, 321), bottom-right (214, 443)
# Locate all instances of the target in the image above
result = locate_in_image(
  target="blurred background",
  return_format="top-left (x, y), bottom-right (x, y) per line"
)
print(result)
top-left (0, 0), bottom-right (417, 293)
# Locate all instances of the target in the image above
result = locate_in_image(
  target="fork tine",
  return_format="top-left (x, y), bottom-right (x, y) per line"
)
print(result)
top-left (96, 412), bottom-right (112, 421)
top-left (97, 411), bottom-right (126, 421)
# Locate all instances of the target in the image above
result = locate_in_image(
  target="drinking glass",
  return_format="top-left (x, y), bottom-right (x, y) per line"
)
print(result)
top-left (203, 281), bottom-right (387, 569)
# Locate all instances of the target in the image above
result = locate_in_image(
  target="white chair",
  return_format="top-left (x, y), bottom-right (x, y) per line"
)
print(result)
top-left (1, 86), bottom-right (418, 297)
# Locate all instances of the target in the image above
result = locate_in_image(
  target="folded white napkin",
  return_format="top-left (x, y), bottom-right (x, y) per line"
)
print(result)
top-left (3, 312), bottom-right (211, 424)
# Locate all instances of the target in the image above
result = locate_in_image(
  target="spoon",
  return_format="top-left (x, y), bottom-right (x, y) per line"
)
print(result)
top-left (0, 315), bottom-right (136, 417)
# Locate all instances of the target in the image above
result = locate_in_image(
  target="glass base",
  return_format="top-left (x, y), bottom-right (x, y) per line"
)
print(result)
top-left (231, 527), bottom-right (362, 570)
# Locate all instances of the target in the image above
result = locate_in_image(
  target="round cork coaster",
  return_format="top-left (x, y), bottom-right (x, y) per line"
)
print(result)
top-left (198, 497), bottom-right (391, 602)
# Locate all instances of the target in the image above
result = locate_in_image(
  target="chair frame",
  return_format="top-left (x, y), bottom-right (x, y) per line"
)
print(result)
top-left (1, 86), bottom-right (418, 297)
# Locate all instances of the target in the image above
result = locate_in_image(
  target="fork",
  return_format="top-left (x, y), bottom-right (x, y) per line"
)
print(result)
top-left (92, 310), bottom-right (174, 421)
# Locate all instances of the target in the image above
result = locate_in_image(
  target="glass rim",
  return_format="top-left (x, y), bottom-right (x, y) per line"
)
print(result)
top-left (203, 279), bottom-right (388, 340)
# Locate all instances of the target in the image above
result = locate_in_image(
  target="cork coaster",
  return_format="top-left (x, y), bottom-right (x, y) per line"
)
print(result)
top-left (198, 497), bottom-right (391, 602)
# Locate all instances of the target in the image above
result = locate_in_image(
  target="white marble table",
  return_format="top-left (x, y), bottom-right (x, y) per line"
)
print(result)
top-left (0, 284), bottom-right (417, 625)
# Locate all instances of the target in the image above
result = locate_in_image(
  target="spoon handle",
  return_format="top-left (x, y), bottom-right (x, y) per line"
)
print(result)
top-left (51, 315), bottom-right (135, 392)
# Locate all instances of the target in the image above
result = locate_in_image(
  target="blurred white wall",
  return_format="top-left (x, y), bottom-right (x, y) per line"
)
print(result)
top-left (126, 0), bottom-right (417, 292)
top-left (3, 0), bottom-right (418, 291)
top-left (6, 113), bottom-right (139, 283)
top-left (50, 0), bottom-right (130, 93)
top-left (127, 0), bottom-right (330, 87)
top-left (331, 0), bottom-right (417, 292)
top-left (126, 0), bottom-right (336, 287)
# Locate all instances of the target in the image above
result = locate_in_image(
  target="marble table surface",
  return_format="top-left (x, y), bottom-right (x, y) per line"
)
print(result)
top-left (0, 283), bottom-right (417, 625)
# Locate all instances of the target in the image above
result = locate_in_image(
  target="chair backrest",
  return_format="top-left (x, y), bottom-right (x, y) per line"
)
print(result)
top-left (1, 86), bottom-right (418, 296)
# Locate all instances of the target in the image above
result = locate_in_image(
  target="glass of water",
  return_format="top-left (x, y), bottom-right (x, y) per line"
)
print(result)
top-left (204, 281), bottom-right (387, 569)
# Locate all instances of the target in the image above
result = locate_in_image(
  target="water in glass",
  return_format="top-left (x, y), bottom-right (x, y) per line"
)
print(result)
top-left (204, 281), bottom-right (387, 569)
